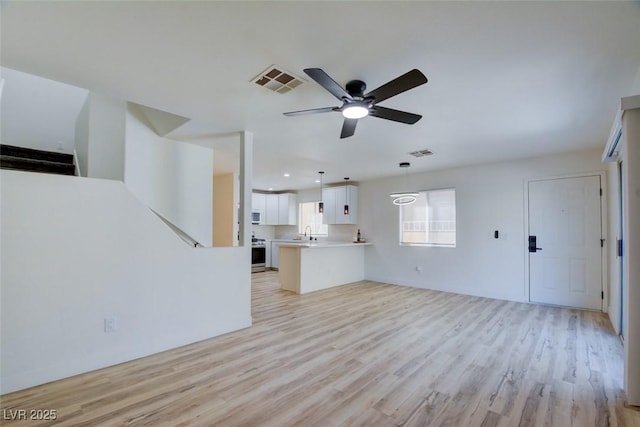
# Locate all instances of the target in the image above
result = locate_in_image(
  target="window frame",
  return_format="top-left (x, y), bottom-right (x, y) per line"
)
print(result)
top-left (398, 187), bottom-right (456, 247)
top-left (298, 201), bottom-right (329, 236)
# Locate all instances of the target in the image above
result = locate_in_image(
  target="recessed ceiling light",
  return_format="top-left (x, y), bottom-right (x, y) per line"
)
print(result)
top-left (268, 187), bottom-right (273, 191)
top-left (315, 179), bottom-right (320, 183)
top-left (283, 173), bottom-right (290, 177)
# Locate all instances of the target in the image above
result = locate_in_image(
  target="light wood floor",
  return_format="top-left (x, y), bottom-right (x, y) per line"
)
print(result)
top-left (2, 271), bottom-right (639, 426)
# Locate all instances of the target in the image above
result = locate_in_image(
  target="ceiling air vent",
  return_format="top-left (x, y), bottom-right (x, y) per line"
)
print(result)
top-left (409, 149), bottom-right (433, 157)
top-left (251, 65), bottom-right (305, 94)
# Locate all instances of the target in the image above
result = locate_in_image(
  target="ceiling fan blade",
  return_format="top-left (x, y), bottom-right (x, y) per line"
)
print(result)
top-left (340, 118), bottom-right (358, 139)
top-left (364, 69), bottom-right (428, 104)
top-left (283, 106), bottom-right (339, 117)
top-left (369, 106), bottom-right (422, 124)
top-left (304, 68), bottom-right (352, 101)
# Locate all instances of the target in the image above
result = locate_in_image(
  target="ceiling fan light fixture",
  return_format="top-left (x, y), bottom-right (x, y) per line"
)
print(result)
top-left (390, 162), bottom-right (418, 205)
top-left (283, 68), bottom-right (427, 138)
top-left (342, 105), bottom-right (369, 119)
top-left (391, 194), bottom-right (418, 205)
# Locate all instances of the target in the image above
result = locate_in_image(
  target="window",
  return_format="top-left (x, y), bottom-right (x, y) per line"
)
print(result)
top-left (400, 188), bottom-right (456, 246)
top-left (299, 202), bottom-right (328, 236)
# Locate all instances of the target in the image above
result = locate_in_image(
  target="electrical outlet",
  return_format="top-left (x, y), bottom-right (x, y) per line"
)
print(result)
top-left (104, 317), bottom-right (117, 333)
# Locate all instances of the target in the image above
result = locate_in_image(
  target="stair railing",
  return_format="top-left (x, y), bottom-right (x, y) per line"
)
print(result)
top-left (73, 149), bottom-right (82, 177)
top-left (151, 208), bottom-right (202, 248)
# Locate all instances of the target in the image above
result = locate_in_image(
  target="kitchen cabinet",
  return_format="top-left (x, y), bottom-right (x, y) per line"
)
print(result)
top-left (279, 242), bottom-right (371, 294)
top-left (322, 187), bottom-right (336, 225)
top-left (322, 185), bottom-right (358, 225)
top-left (251, 192), bottom-right (266, 224)
top-left (278, 193), bottom-right (297, 225)
top-left (265, 242), bottom-right (271, 268)
top-left (270, 241), bottom-right (282, 269)
top-left (270, 239), bottom-right (305, 269)
top-left (265, 194), bottom-right (279, 225)
top-left (263, 192), bottom-right (297, 225)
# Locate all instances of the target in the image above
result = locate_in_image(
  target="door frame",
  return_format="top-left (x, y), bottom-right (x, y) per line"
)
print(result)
top-left (523, 171), bottom-right (608, 311)
top-left (618, 160), bottom-right (625, 339)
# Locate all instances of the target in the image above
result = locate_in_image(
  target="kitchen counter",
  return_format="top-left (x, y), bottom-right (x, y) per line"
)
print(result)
top-left (267, 239), bottom-right (316, 270)
top-left (278, 242), bottom-right (371, 294)
top-left (278, 241), bottom-right (372, 249)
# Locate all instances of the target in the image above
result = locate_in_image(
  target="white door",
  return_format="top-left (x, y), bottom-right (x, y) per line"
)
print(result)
top-left (528, 175), bottom-right (603, 310)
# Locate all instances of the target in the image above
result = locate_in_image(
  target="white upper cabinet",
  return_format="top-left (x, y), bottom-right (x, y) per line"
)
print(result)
top-left (258, 192), bottom-right (297, 226)
top-left (264, 194), bottom-right (279, 225)
top-left (322, 187), bottom-right (336, 225)
top-left (322, 185), bottom-right (358, 225)
top-left (334, 185), bottom-right (358, 224)
top-left (278, 193), bottom-right (297, 225)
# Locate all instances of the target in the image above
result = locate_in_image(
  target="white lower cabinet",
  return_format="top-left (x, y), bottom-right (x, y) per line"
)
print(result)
top-left (270, 242), bottom-right (281, 269)
top-left (265, 242), bottom-right (271, 268)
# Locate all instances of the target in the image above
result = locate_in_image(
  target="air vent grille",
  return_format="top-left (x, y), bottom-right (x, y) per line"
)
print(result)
top-left (409, 149), bottom-right (433, 157)
top-left (252, 65), bottom-right (305, 94)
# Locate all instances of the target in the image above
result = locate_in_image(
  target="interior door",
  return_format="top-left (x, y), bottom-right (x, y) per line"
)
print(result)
top-left (528, 175), bottom-right (603, 310)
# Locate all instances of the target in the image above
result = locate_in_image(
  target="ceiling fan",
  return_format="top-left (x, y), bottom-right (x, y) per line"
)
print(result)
top-left (283, 68), bottom-right (428, 138)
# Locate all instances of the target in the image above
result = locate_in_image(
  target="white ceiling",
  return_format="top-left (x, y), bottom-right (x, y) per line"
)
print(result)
top-left (1, 1), bottom-right (639, 191)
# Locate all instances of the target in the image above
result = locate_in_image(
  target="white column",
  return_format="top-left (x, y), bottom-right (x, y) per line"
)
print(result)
top-left (239, 131), bottom-right (253, 249)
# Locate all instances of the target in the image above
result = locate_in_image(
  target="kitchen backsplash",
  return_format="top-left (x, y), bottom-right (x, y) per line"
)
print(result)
top-left (251, 225), bottom-right (276, 239)
top-left (253, 224), bottom-right (358, 242)
top-left (326, 224), bottom-right (359, 242)
top-left (273, 225), bottom-right (297, 239)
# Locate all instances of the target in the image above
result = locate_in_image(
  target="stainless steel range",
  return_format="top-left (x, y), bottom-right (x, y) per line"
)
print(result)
top-left (251, 238), bottom-right (266, 273)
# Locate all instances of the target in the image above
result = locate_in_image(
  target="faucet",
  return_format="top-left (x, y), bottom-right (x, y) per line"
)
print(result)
top-left (304, 226), bottom-right (312, 241)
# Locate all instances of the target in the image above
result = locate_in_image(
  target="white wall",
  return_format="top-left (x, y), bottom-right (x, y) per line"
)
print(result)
top-left (0, 170), bottom-right (251, 394)
top-left (360, 148), bottom-right (607, 302)
top-left (0, 78), bottom-right (4, 147)
top-left (0, 67), bottom-right (88, 154)
top-left (74, 95), bottom-right (90, 176)
top-left (73, 92), bottom-right (126, 180)
top-left (86, 93), bottom-right (126, 180)
top-left (631, 64), bottom-right (640, 94)
top-left (125, 104), bottom-right (214, 247)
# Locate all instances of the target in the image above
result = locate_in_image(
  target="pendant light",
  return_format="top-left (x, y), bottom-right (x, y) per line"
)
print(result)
top-left (318, 171), bottom-right (324, 213)
top-left (344, 177), bottom-right (350, 215)
top-left (390, 162), bottom-right (418, 205)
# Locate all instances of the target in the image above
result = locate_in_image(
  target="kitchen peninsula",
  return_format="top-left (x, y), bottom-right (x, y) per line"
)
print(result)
top-left (278, 242), bottom-right (372, 294)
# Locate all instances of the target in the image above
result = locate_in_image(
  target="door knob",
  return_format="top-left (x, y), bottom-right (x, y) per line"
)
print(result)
top-left (528, 236), bottom-right (542, 253)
